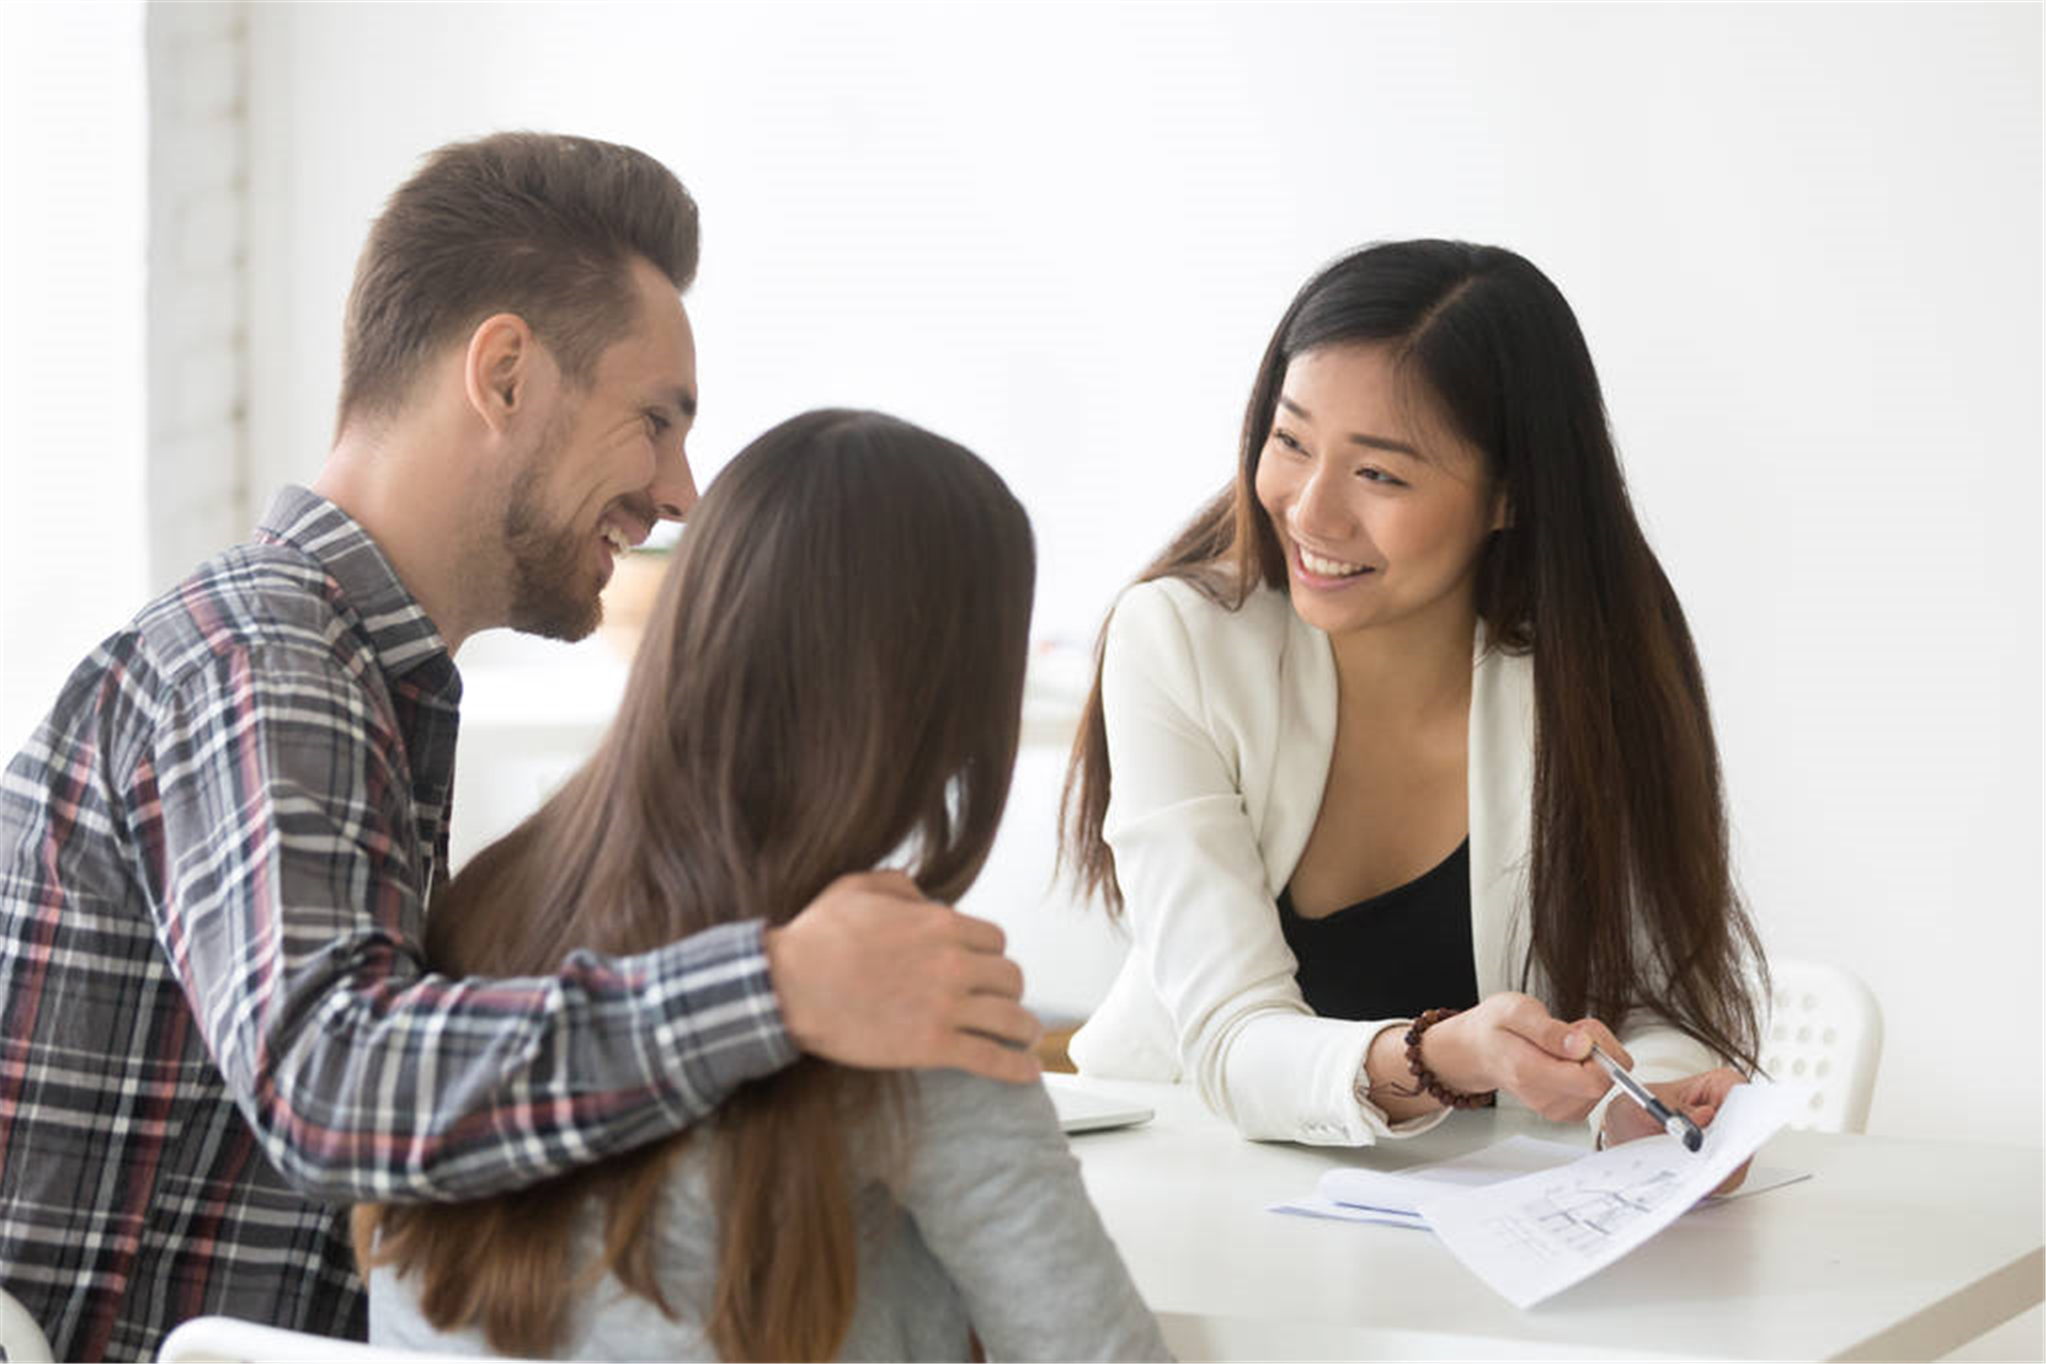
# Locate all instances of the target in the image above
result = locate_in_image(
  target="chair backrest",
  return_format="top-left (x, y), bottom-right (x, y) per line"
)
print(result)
top-left (0, 1286), bottom-right (53, 1364)
top-left (1758, 958), bottom-right (1883, 1133)
top-left (156, 1314), bottom-right (483, 1363)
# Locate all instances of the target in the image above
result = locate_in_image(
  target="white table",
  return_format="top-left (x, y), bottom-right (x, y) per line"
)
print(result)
top-left (1057, 1076), bottom-right (2043, 1361)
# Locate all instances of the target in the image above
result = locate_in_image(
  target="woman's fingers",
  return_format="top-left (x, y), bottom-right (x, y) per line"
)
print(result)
top-left (1566, 1017), bottom-right (1631, 1071)
top-left (1601, 1092), bottom-right (1665, 1144)
top-left (1480, 999), bottom-right (1636, 1119)
top-left (1712, 1157), bottom-right (1754, 1197)
top-left (1675, 1066), bottom-right (1746, 1111)
top-left (1494, 1036), bottom-right (1616, 1120)
top-left (1491, 994), bottom-right (1591, 1062)
top-left (1603, 1069), bottom-right (1752, 1152)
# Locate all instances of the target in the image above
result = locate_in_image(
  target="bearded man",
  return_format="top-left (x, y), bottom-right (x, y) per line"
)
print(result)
top-left (0, 132), bottom-right (1040, 1363)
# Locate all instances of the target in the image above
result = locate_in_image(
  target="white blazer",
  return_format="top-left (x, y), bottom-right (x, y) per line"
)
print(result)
top-left (1067, 577), bottom-right (1715, 1145)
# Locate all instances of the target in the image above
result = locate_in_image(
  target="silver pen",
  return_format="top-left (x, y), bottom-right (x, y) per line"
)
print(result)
top-left (1590, 1043), bottom-right (1704, 1152)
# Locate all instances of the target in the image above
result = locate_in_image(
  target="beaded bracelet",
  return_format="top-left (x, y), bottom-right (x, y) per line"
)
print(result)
top-left (1404, 1007), bottom-right (1497, 1110)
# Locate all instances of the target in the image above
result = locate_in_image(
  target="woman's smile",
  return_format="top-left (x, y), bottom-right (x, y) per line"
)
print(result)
top-left (1289, 540), bottom-right (1377, 588)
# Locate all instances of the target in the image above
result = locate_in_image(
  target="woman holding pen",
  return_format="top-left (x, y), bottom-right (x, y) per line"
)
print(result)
top-left (1060, 240), bottom-right (1767, 1156)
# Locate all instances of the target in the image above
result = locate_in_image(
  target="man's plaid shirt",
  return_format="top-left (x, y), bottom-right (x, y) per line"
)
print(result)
top-left (0, 488), bottom-right (795, 1361)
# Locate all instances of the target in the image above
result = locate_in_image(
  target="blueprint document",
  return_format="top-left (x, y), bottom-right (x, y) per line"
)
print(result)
top-left (1414, 1081), bottom-right (1800, 1308)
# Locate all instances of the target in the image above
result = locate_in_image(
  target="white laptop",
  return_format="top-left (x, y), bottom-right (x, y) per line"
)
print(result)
top-left (1044, 1073), bottom-right (1154, 1134)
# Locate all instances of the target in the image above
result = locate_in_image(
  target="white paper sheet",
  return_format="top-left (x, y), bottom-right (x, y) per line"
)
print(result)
top-left (1414, 1082), bottom-right (1800, 1308)
top-left (1269, 1193), bottom-right (1431, 1229)
top-left (1268, 1135), bottom-right (1586, 1224)
top-left (1272, 1162), bottom-right (1808, 1228)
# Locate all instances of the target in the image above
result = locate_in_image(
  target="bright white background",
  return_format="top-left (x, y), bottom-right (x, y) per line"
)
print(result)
top-left (0, 3), bottom-right (148, 751)
top-left (3, 3), bottom-right (2039, 1149)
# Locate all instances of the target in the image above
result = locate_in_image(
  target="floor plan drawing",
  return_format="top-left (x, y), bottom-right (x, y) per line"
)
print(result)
top-left (1416, 1082), bottom-right (1800, 1307)
top-left (1539, 1166), bottom-right (1686, 1243)
top-left (1485, 1164), bottom-right (1689, 1259)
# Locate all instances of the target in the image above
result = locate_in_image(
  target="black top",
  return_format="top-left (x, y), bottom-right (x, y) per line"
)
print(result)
top-left (1277, 839), bottom-right (1480, 1022)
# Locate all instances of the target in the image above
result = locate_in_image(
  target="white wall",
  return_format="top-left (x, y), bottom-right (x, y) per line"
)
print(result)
top-left (147, 1), bottom-right (252, 592)
top-left (0, 3), bottom-right (148, 752)
top-left (225, 2), bottom-right (2046, 1143)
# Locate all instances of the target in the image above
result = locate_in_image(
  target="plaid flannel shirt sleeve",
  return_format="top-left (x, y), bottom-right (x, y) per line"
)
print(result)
top-left (138, 643), bottom-right (795, 1203)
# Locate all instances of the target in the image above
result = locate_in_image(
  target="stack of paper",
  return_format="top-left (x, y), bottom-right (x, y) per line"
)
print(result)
top-left (1271, 1135), bottom-right (1587, 1229)
top-left (1414, 1081), bottom-right (1800, 1307)
top-left (1269, 1083), bottom-right (1806, 1307)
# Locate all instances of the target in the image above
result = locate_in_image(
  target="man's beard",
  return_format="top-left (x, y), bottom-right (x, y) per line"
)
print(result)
top-left (501, 475), bottom-right (604, 642)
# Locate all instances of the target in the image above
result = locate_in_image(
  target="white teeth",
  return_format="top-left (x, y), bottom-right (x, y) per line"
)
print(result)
top-left (601, 526), bottom-right (631, 554)
top-left (1299, 547), bottom-right (1368, 578)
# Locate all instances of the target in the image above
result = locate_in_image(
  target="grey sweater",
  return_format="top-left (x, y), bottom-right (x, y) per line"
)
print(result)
top-left (369, 1070), bottom-right (1169, 1361)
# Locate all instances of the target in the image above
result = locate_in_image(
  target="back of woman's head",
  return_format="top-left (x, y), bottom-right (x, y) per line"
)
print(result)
top-left (364, 409), bottom-right (1036, 1362)
top-left (440, 406), bottom-right (1036, 978)
top-left (649, 407), bottom-right (1036, 913)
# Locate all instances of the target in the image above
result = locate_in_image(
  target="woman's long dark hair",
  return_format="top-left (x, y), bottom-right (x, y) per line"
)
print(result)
top-left (1060, 240), bottom-right (1765, 1072)
top-left (356, 409), bottom-right (1036, 1360)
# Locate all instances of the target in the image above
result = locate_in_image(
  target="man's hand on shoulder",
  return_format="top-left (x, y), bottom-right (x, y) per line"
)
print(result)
top-left (764, 871), bottom-right (1043, 1085)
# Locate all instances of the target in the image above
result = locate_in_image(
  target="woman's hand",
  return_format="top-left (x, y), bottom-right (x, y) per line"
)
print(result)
top-left (1421, 993), bottom-right (1632, 1123)
top-left (1600, 1066), bottom-right (1751, 1194)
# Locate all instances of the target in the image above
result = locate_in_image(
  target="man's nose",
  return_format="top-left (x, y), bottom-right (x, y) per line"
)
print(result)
top-left (651, 443), bottom-right (698, 522)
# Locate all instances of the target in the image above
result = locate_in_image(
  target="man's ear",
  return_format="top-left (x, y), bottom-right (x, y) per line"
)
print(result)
top-left (462, 313), bottom-right (537, 435)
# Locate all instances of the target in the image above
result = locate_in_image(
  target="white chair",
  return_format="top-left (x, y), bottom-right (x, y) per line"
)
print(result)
top-left (0, 1287), bottom-right (53, 1364)
top-left (157, 1314), bottom-right (484, 1363)
top-left (1759, 958), bottom-right (1883, 1133)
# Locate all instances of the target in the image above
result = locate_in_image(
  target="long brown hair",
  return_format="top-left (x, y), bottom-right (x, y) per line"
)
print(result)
top-left (356, 409), bottom-right (1036, 1359)
top-left (1060, 240), bottom-right (1766, 1071)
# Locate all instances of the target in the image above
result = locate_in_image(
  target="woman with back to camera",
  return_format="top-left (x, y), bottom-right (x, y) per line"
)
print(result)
top-left (1061, 240), bottom-right (1767, 1160)
top-left (357, 410), bottom-right (1167, 1362)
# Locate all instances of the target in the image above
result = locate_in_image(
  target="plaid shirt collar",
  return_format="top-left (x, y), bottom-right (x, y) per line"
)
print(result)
top-left (253, 485), bottom-right (460, 698)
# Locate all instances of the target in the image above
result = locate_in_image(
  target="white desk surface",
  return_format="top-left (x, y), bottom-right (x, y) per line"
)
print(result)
top-left (1057, 1075), bottom-right (2043, 1362)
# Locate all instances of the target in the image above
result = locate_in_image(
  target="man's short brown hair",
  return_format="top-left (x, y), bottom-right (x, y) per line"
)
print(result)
top-left (337, 131), bottom-right (699, 430)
